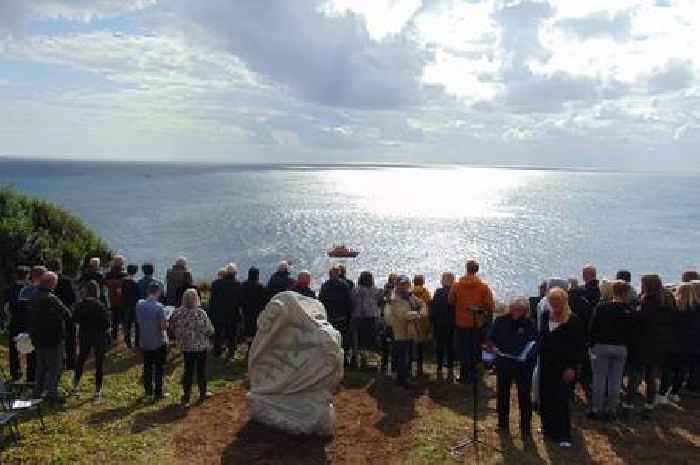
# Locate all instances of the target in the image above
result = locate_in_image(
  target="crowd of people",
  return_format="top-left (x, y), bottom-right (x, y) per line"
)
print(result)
top-left (2, 255), bottom-right (700, 450)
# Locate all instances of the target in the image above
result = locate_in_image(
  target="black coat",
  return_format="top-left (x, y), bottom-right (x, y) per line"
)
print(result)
top-left (430, 286), bottom-right (455, 330)
top-left (488, 314), bottom-right (537, 358)
top-left (568, 288), bottom-right (593, 341)
top-left (631, 292), bottom-right (675, 364)
top-left (292, 285), bottom-right (316, 299)
top-left (267, 271), bottom-right (294, 297)
top-left (319, 279), bottom-right (352, 325)
top-left (209, 277), bottom-right (242, 325)
top-left (73, 297), bottom-right (110, 341)
top-left (671, 304), bottom-right (700, 357)
top-left (241, 280), bottom-right (268, 337)
top-left (29, 288), bottom-right (73, 348)
top-left (589, 301), bottom-right (633, 347)
top-left (5, 282), bottom-right (28, 331)
top-left (538, 311), bottom-right (585, 373)
top-left (55, 276), bottom-right (77, 309)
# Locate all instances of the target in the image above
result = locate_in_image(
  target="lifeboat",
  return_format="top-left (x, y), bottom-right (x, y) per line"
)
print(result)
top-left (327, 245), bottom-right (359, 258)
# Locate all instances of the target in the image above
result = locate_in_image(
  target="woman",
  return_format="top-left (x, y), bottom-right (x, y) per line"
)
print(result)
top-left (537, 287), bottom-right (585, 448)
top-left (380, 273), bottom-right (398, 372)
top-left (487, 297), bottom-right (537, 436)
top-left (72, 280), bottom-right (111, 403)
top-left (350, 271), bottom-right (383, 369)
top-left (659, 283), bottom-right (695, 403)
top-left (170, 288), bottom-right (215, 405)
top-left (388, 276), bottom-right (427, 388)
top-left (598, 279), bottom-right (614, 303)
top-left (411, 275), bottom-right (432, 377)
top-left (625, 274), bottom-right (675, 416)
top-left (686, 281), bottom-right (700, 392)
top-left (588, 280), bottom-right (633, 420)
top-left (431, 272), bottom-right (456, 381)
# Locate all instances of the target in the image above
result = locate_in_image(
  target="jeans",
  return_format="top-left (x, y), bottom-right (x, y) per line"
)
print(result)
top-left (496, 358), bottom-right (534, 431)
top-left (626, 362), bottom-right (660, 406)
top-left (393, 340), bottom-right (411, 385)
top-left (142, 345), bottom-right (167, 396)
top-left (434, 324), bottom-right (454, 372)
top-left (660, 354), bottom-right (689, 396)
top-left (456, 327), bottom-right (480, 381)
top-left (590, 344), bottom-right (627, 413)
top-left (539, 363), bottom-right (573, 441)
top-left (33, 344), bottom-right (65, 400)
top-left (182, 351), bottom-right (208, 399)
top-left (74, 335), bottom-right (106, 392)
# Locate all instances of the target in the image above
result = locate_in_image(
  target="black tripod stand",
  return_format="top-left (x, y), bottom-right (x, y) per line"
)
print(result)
top-left (450, 307), bottom-right (501, 464)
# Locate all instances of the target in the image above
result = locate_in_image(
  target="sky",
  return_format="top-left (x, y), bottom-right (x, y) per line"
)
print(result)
top-left (0, 0), bottom-right (699, 168)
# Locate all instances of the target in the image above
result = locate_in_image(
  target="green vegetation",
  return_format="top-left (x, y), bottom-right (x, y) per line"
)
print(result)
top-left (0, 187), bottom-right (112, 291)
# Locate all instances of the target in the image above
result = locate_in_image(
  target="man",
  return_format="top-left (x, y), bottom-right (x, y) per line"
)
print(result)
top-left (681, 270), bottom-right (699, 283)
top-left (209, 263), bottom-right (242, 358)
top-left (47, 258), bottom-right (77, 370)
top-left (448, 260), bottom-right (495, 384)
top-left (105, 256), bottom-right (128, 342)
top-left (136, 282), bottom-right (169, 400)
top-left (338, 265), bottom-right (354, 290)
top-left (79, 257), bottom-right (105, 298)
top-left (581, 264), bottom-right (601, 307)
top-left (486, 297), bottom-right (537, 437)
top-left (319, 266), bottom-right (353, 365)
top-left (138, 262), bottom-right (164, 300)
top-left (121, 264), bottom-right (141, 348)
top-left (267, 261), bottom-right (295, 297)
top-left (18, 265), bottom-right (46, 382)
top-left (29, 272), bottom-right (73, 403)
top-left (388, 275), bottom-right (426, 388)
top-left (430, 272), bottom-right (456, 381)
top-left (4, 266), bottom-right (30, 381)
top-left (240, 267), bottom-right (268, 344)
top-left (292, 271), bottom-right (316, 298)
top-left (20, 265), bottom-right (47, 299)
top-left (616, 270), bottom-right (639, 306)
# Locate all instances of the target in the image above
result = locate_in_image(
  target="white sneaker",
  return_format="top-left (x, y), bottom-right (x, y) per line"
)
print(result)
top-left (655, 394), bottom-right (668, 405)
top-left (94, 391), bottom-right (102, 404)
top-left (558, 441), bottom-right (572, 448)
top-left (669, 394), bottom-right (681, 403)
top-left (71, 384), bottom-right (80, 395)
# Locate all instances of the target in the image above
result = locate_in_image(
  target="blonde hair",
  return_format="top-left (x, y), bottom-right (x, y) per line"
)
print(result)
top-left (675, 283), bottom-right (693, 312)
top-left (182, 288), bottom-right (200, 309)
top-left (547, 287), bottom-right (571, 322)
top-left (599, 279), bottom-right (614, 301)
top-left (509, 296), bottom-right (530, 316)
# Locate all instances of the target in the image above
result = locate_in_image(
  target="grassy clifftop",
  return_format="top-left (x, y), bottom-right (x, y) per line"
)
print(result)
top-left (0, 187), bottom-right (112, 290)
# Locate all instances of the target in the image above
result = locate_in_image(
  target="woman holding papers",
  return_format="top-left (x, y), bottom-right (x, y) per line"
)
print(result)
top-left (537, 288), bottom-right (586, 448)
top-left (486, 297), bottom-right (537, 437)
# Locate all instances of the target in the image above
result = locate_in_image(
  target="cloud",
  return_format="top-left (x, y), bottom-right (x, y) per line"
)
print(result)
top-left (175, 0), bottom-right (433, 110)
top-left (556, 10), bottom-right (633, 41)
top-left (646, 59), bottom-right (695, 94)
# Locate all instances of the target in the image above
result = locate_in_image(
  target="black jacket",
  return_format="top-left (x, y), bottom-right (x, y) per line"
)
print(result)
top-left (568, 288), bottom-right (593, 341)
top-left (292, 285), bottom-right (316, 299)
top-left (267, 271), bottom-right (294, 297)
top-left (589, 301), bottom-right (633, 347)
top-left (121, 277), bottom-right (140, 312)
top-left (241, 280), bottom-right (268, 337)
top-left (430, 286), bottom-right (455, 329)
top-left (73, 298), bottom-right (110, 341)
top-left (319, 278), bottom-right (352, 325)
top-left (631, 291), bottom-right (676, 364)
top-left (488, 314), bottom-right (537, 358)
top-left (538, 312), bottom-right (585, 373)
top-left (5, 282), bottom-right (28, 331)
top-left (582, 280), bottom-right (601, 307)
top-left (670, 304), bottom-right (700, 357)
top-left (209, 277), bottom-right (242, 325)
top-left (55, 276), bottom-right (77, 309)
top-left (29, 288), bottom-right (73, 348)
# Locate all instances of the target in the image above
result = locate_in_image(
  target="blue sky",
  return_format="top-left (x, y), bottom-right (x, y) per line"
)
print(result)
top-left (0, 0), bottom-right (699, 168)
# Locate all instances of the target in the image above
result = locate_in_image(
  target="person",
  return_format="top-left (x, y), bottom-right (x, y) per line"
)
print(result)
top-left (209, 263), bottom-right (242, 359)
top-left (267, 261), bottom-right (295, 297)
top-left (486, 297), bottom-right (537, 436)
top-left (581, 264), bottom-right (601, 307)
top-left (686, 281), bottom-right (700, 392)
top-left (170, 288), bottom-right (215, 405)
top-left (72, 280), bottom-right (110, 403)
top-left (616, 270), bottom-right (639, 305)
top-left (411, 275), bottom-right (432, 377)
top-left (537, 287), bottom-right (585, 448)
top-left (240, 267), bottom-right (268, 343)
top-left (79, 257), bottom-right (105, 301)
top-left (105, 255), bottom-right (127, 343)
top-left (166, 257), bottom-right (192, 306)
top-left (388, 275), bottom-right (426, 388)
top-left (588, 280), bottom-right (633, 420)
top-left (380, 273), bottom-right (398, 372)
top-left (138, 262), bottom-right (164, 300)
top-left (292, 271), bottom-right (316, 298)
top-left (350, 271), bottom-right (382, 369)
top-left (175, 271), bottom-right (199, 309)
top-left (29, 272), bottom-right (73, 403)
top-left (624, 274), bottom-right (675, 417)
top-left (319, 266), bottom-right (353, 366)
top-left (529, 281), bottom-right (547, 317)
top-left (338, 264), bottom-right (354, 290)
top-left (536, 278), bottom-right (569, 327)
top-left (47, 259), bottom-right (78, 370)
top-left (121, 264), bottom-right (141, 348)
top-left (431, 272), bottom-right (456, 381)
top-left (20, 265), bottom-right (47, 299)
top-left (659, 283), bottom-right (695, 403)
top-left (448, 260), bottom-right (495, 384)
top-left (4, 266), bottom-right (30, 381)
top-left (136, 282), bottom-right (169, 400)
top-left (681, 271), bottom-right (699, 283)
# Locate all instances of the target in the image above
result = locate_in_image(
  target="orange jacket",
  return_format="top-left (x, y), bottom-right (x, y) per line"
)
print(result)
top-left (447, 275), bottom-right (495, 329)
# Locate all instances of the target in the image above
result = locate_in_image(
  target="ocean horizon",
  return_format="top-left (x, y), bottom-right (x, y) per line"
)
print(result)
top-left (2, 158), bottom-right (698, 298)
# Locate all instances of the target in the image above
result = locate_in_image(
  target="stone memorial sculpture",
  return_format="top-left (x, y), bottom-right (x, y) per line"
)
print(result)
top-left (248, 291), bottom-right (344, 435)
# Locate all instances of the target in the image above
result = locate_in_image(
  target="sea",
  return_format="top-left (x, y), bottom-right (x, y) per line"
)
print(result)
top-left (1, 159), bottom-right (698, 299)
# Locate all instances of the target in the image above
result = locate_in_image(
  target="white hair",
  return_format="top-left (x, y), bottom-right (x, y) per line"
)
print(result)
top-left (175, 257), bottom-right (188, 268)
top-left (224, 263), bottom-right (238, 275)
top-left (509, 296), bottom-right (530, 313)
top-left (89, 257), bottom-right (101, 268)
top-left (278, 261), bottom-right (289, 272)
top-left (182, 288), bottom-right (200, 309)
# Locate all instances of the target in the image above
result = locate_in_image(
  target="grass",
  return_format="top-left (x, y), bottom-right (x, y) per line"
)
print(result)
top-left (1, 341), bottom-right (698, 465)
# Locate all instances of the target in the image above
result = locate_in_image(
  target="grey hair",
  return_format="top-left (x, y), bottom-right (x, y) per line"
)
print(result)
top-left (182, 288), bottom-right (200, 309)
top-left (278, 261), bottom-right (289, 272)
top-left (89, 257), bottom-right (101, 268)
top-left (509, 296), bottom-right (530, 313)
top-left (224, 263), bottom-right (238, 275)
top-left (175, 257), bottom-right (188, 268)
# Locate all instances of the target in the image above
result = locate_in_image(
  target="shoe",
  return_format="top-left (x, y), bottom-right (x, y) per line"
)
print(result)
top-left (621, 402), bottom-right (634, 410)
top-left (94, 391), bottom-right (102, 404)
top-left (558, 440), bottom-right (573, 448)
top-left (669, 394), bottom-right (681, 403)
top-left (655, 394), bottom-right (668, 405)
top-left (198, 391), bottom-right (213, 403)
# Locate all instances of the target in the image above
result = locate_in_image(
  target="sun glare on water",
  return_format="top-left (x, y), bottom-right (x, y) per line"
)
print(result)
top-left (324, 167), bottom-right (536, 219)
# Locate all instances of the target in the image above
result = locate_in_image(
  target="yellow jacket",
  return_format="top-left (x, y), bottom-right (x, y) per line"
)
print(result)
top-left (388, 295), bottom-right (427, 341)
top-left (411, 286), bottom-right (433, 342)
